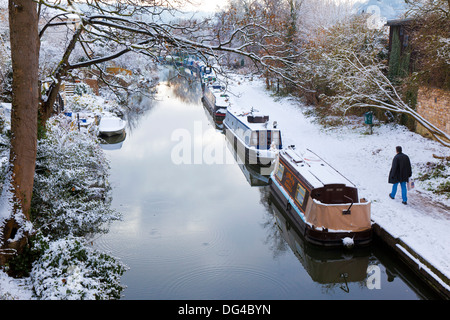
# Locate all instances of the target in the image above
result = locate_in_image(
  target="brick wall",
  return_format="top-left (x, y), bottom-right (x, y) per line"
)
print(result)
top-left (416, 86), bottom-right (450, 139)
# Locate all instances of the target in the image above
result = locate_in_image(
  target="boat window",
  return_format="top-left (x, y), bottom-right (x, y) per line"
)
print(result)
top-left (295, 183), bottom-right (306, 206)
top-left (276, 163), bottom-right (284, 181)
top-left (257, 130), bottom-right (268, 149)
top-left (250, 131), bottom-right (258, 146)
top-left (311, 185), bottom-right (358, 204)
top-left (272, 131), bottom-right (280, 147)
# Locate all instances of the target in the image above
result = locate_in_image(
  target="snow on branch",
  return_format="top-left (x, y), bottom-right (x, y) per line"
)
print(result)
top-left (37, 0), bottom-right (313, 109)
top-left (330, 51), bottom-right (450, 147)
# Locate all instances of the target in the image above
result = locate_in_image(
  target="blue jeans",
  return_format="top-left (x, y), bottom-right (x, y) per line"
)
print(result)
top-left (391, 182), bottom-right (407, 202)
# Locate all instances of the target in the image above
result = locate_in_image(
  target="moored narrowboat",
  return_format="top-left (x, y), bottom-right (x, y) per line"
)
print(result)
top-left (199, 65), bottom-right (216, 92)
top-left (202, 83), bottom-right (229, 124)
top-left (270, 194), bottom-right (371, 286)
top-left (269, 146), bottom-right (372, 247)
top-left (223, 106), bottom-right (282, 168)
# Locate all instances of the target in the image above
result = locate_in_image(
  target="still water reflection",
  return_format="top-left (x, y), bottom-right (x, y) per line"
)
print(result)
top-left (95, 69), bottom-right (438, 299)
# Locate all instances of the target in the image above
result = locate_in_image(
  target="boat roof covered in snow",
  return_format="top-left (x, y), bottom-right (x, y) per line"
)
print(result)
top-left (215, 94), bottom-right (230, 108)
top-left (226, 104), bottom-right (279, 131)
top-left (280, 147), bottom-right (355, 190)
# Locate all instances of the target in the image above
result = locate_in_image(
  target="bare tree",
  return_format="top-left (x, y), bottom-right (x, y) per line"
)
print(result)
top-left (291, 12), bottom-right (450, 148)
top-left (334, 52), bottom-right (450, 147)
top-left (1, 0), bottom-right (40, 265)
top-left (37, 0), bottom-right (311, 124)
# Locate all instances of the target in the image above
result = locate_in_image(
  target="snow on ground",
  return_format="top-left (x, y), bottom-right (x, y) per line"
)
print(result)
top-left (226, 75), bottom-right (450, 281)
top-left (0, 270), bottom-right (33, 300)
top-left (1, 72), bottom-right (449, 299)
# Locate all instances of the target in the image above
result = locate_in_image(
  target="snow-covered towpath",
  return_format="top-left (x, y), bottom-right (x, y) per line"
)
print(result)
top-left (226, 75), bottom-right (450, 288)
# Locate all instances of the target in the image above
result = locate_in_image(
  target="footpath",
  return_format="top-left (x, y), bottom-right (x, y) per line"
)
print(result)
top-left (226, 74), bottom-right (450, 299)
top-left (371, 188), bottom-right (450, 299)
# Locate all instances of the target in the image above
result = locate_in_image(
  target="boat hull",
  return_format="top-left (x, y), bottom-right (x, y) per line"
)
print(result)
top-left (99, 129), bottom-right (125, 137)
top-left (202, 94), bottom-right (215, 114)
top-left (269, 178), bottom-right (372, 247)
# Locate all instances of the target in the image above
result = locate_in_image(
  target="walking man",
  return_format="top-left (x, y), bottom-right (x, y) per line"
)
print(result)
top-left (389, 146), bottom-right (412, 205)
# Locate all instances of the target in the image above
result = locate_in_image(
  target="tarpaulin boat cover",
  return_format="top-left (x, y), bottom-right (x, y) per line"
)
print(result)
top-left (304, 198), bottom-right (371, 232)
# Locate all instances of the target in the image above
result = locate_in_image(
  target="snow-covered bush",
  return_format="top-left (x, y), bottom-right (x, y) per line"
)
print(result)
top-left (66, 92), bottom-right (122, 116)
top-left (30, 235), bottom-right (128, 300)
top-left (25, 117), bottom-right (128, 299)
top-left (417, 159), bottom-right (450, 199)
top-left (32, 115), bottom-right (121, 239)
top-left (0, 110), bottom-right (8, 195)
top-left (304, 14), bottom-right (388, 115)
top-left (0, 22), bottom-right (12, 103)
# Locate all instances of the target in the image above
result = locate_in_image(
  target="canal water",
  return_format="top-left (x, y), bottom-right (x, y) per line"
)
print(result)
top-left (95, 69), bottom-right (439, 300)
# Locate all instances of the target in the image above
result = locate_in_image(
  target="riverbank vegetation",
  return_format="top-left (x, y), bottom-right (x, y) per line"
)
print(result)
top-left (1, 93), bottom-right (127, 298)
top-left (417, 157), bottom-right (450, 199)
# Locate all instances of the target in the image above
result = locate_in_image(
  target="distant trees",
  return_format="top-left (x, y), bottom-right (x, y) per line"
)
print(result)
top-left (37, 0), bottom-right (309, 124)
top-left (214, 0), bottom-right (307, 90)
top-left (297, 14), bottom-right (388, 105)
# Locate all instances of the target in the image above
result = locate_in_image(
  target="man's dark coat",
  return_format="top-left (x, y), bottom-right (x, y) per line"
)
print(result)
top-left (389, 152), bottom-right (412, 184)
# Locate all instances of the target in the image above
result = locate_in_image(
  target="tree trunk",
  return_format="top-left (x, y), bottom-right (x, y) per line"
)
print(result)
top-left (9, 0), bottom-right (39, 217)
top-left (1, 0), bottom-right (40, 263)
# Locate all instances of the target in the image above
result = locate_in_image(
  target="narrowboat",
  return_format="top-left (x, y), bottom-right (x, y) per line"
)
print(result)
top-left (270, 193), bottom-right (371, 287)
top-left (199, 65), bottom-right (216, 92)
top-left (223, 106), bottom-right (282, 168)
top-left (202, 83), bottom-right (229, 124)
top-left (269, 146), bottom-right (372, 247)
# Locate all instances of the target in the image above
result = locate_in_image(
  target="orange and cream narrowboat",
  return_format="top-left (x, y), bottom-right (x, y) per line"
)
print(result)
top-left (270, 146), bottom-right (372, 247)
